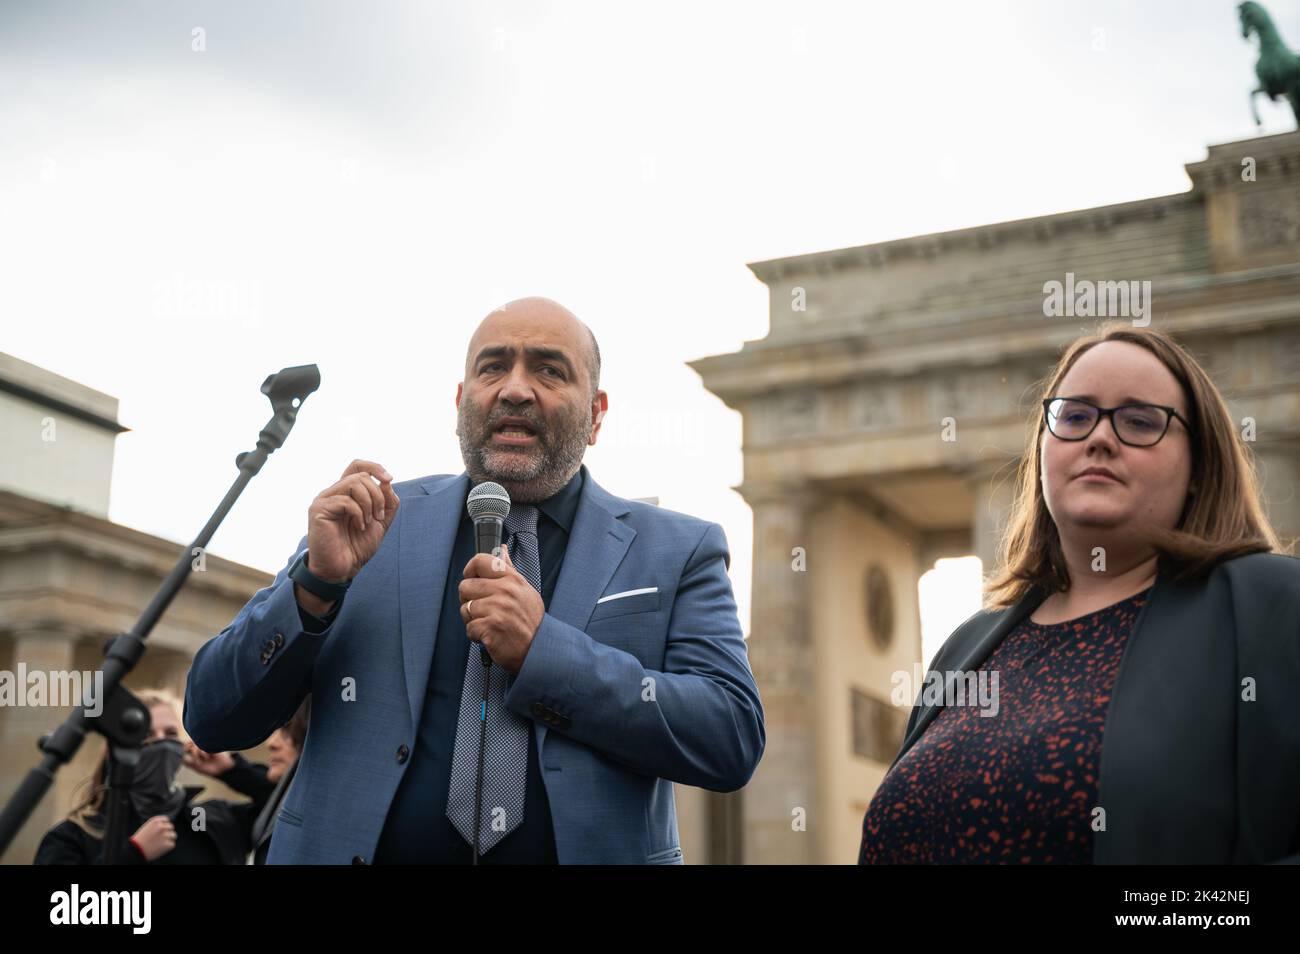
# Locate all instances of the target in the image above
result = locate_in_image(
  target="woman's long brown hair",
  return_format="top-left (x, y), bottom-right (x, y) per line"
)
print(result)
top-left (984, 322), bottom-right (1291, 610)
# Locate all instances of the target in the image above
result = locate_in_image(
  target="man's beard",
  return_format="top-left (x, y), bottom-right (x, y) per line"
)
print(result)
top-left (458, 399), bottom-right (590, 503)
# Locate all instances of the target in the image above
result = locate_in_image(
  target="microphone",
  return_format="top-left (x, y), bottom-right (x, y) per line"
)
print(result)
top-left (467, 481), bottom-right (511, 557)
top-left (463, 481), bottom-right (511, 864)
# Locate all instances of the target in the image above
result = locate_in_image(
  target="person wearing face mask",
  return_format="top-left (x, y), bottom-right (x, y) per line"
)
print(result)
top-left (34, 688), bottom-right (276, 865)
top-left (860, 322), bottom-right (1300, 865)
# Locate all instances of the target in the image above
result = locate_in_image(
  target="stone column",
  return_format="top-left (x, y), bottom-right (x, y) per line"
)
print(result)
top-left (0, 630), bottom-right (77, 865)
top-left (740, 482), bottom-right (818, 865)
top-left (148, 650), bottom-right (192, 705)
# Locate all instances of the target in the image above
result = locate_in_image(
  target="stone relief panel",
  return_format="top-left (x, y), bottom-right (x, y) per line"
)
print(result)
top-left (851, 688), bottom-right (909, 763)
top-left (750, 388), bottom-right (824, 444)
top-left (1239, 188), bottom-right (1300, 252)
top-left (747, 366), bottom-right (1042, 448)
top-left (863, 563), bottom-right (894, 652)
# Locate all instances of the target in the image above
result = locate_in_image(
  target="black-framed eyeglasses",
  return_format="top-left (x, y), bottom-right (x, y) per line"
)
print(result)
top-left (1042, 397), bottom-right (1194, 447)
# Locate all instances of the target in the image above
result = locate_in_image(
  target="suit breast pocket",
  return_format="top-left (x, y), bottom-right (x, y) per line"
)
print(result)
top-left (589, 588), bottom-right (661, 622)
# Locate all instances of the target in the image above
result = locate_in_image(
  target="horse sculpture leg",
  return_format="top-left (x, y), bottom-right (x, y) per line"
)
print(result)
top-left (1250, 87), bottom-right (1265, 126)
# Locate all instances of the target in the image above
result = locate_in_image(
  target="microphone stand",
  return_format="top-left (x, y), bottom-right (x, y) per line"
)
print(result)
top-left (0, 364), bottom-right (321, 860)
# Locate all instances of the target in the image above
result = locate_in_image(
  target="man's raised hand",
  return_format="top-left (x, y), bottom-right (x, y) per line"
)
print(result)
top-left (305, 459), bottom-right (400, 584)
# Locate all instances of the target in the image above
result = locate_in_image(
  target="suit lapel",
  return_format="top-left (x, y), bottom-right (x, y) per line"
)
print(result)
top-left (398, 473), bottom-right (469, 730)
top-left (546, 467), bottom-right (635, 632)
top-left (525, 466), bottom-right (635, 756)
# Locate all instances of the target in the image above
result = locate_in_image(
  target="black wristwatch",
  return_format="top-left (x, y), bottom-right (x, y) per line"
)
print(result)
top-left (288, 551), bottom-right (352, 602)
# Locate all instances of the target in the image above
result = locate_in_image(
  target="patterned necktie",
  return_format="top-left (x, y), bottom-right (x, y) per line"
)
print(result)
top-left (445, 503), bottom-right (540, 853)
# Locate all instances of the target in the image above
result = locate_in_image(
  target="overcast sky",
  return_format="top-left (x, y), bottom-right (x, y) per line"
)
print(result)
top-left (3, 0), bottom-right (1297, 659)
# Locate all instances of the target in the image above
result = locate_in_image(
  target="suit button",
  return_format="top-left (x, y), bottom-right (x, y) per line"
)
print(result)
top-left (352, 856), bottom-right (366, 865)
top-left (396, 744), bottom-right (409, 764)
top-left (273, 633), bottom-right (284, 646)
top-left (531, 702), bottom-right (546, 718)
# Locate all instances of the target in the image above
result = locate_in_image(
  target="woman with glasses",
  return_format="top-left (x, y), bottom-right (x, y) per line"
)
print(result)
top-left (860, 322), bottom-right (1299, 864)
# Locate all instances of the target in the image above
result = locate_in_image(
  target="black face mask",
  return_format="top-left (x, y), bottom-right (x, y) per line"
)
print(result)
top-left (129, 738), bottom-right (188, 821)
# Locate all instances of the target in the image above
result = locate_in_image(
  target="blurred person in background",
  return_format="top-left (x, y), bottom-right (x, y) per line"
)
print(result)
top-left (35, 688), bottom-right (275, 864)
top-left (249, 696), bottom-right (310, 864)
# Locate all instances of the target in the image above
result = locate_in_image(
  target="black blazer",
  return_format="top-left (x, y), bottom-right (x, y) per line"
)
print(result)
top-left (877, 551), bottom-right (1300, 864)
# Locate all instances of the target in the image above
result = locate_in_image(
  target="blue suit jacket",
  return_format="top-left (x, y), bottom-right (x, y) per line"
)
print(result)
top-left (183, 464), bottom-right (765, 864)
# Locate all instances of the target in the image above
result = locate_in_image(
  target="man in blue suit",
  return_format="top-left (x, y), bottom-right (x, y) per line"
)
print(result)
top-left (183, 297), bottom-right (765, 864)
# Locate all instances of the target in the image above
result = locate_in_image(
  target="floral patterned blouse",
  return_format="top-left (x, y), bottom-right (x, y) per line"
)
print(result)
top-left (860, 586), bottom-right (1153, 864)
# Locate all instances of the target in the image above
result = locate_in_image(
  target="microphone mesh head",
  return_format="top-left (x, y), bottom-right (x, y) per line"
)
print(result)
top-left (467, 481), bottom-right (511, 521)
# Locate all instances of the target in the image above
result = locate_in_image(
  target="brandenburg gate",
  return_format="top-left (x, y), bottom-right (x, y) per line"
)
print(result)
top-left (691, 131), bottom-right (1300, 864)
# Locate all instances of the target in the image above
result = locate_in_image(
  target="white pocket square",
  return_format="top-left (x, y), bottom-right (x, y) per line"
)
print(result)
top-left (596, 586), bottom-right (658, 604)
